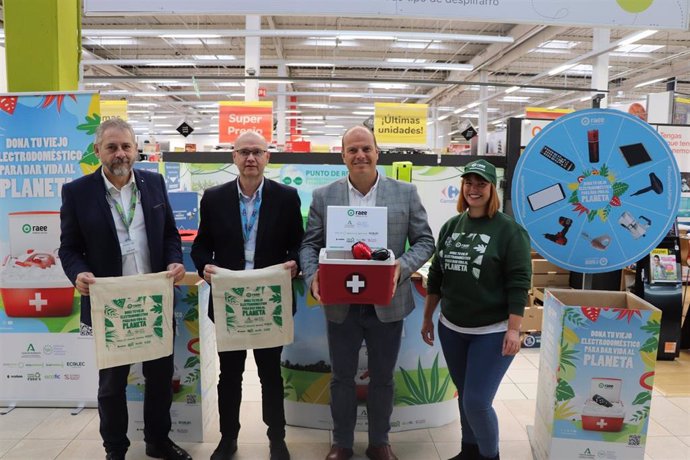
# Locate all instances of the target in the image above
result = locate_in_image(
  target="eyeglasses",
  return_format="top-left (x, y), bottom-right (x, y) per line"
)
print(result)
top-left (463, 181), bottom-right (489, 190)
top-left (235, 149), bottom-right (267, 158)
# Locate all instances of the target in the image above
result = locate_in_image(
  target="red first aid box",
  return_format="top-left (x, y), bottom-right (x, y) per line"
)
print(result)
top-left (318, 248), bottom-right (396, 306)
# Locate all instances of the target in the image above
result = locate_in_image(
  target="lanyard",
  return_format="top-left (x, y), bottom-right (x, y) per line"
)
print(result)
top-left (239, 191), bottom-right (262, 242)
top-left (107, 183), bottom-right (138, 233)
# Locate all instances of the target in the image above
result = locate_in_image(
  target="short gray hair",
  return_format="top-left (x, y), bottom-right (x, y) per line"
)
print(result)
top-left (95, 118), bottom-right (136, 145)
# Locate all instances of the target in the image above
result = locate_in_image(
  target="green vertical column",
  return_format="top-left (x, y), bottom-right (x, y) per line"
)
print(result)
top-left (4, 0), bottom-right (81, 92)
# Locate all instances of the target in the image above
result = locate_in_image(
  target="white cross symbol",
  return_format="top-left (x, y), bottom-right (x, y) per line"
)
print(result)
top-left (346, 274), bottom-right (366, 294)
top-left (29, 293), bottom-right (48, 312)
top-left (596, 419), bottom-right (608, 429)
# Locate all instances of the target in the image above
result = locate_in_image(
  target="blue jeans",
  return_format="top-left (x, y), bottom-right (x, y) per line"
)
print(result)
top-left (438, 321), bottom-right (513, 458)
top-left (326, 305), bottom-right (403, 448)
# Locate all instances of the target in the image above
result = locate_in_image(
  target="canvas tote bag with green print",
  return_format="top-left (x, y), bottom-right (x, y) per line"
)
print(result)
top-left (90, 272), bottom-right (174, 369)
top-left (211, 264), bottom-right (293, 352)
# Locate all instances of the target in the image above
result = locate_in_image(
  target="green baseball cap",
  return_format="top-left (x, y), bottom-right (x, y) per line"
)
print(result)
top-left (462, 159), bottom-right (496, 185)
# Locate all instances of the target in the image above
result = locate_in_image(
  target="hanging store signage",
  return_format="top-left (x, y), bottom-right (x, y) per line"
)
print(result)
top-left (374, 103), bottom-right (427, 146)
top-left (525, 107), bottom-right (574, 120)
top-left (84, 0), bottom-right (689, 30)
top-left (100, 100), bottom-right (128, 122)
top-left (177, 121), bottom-right (194, 137)
top-left (218, 101), bottom-right (273, 144)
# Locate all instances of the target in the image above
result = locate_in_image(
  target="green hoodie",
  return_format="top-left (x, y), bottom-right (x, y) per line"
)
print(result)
top-left (427, 211), bottom-right (532, 328)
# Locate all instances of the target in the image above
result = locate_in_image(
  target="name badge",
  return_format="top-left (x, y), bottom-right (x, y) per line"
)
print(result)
top-left (120, 239), bottom-right (137, 256)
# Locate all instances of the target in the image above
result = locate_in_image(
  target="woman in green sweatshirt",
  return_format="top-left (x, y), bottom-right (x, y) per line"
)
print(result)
top-left (421, 159), bottom-right (531, 460)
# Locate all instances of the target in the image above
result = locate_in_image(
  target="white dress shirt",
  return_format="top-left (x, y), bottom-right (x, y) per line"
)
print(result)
top-left (347, 173), bottom-right (379, 206)
top-left (102, 169), bottom-right (151, 275)
top-left (237, 178), bottom-right (265, 270)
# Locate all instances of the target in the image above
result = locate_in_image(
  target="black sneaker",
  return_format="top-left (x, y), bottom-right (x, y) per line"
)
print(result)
top-left (270, 440), bottom-right (290, 460)
top-left (145, 439), bottom-right (192, 460)
top-left (210, 437), bottom-right (238, 460)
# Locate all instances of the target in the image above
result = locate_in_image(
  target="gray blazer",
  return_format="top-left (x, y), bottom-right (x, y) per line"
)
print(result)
top-left (299, 175), bottom-right (435, 323)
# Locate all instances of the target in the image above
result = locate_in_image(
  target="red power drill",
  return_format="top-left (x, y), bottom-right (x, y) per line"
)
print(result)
top-left (544, 217), bottom-right (573, 246)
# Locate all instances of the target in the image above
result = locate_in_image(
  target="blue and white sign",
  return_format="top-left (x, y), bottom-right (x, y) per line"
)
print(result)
top-left (512, 108), bottom-right (680, 273)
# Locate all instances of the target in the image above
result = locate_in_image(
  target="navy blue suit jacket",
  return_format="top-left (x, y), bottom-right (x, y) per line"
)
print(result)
top-left (59, 167), bottom-right (183, 326)
top-left (190, 178), bottom-right (304, 319)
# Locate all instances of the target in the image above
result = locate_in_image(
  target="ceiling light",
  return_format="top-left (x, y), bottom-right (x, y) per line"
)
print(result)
top-left (127, 110), bottom-right (149, 114)
top-left (339, 34), bottom-right (395, 40)
top-left (324, 125), bottom-right (345, 128)
top-left (424, 63), bottom-right (473, 71)
top-left (192, 55), bottom-right (236, 60)
top-left (261, 80), bottom-right (294, 84)
top-left (547, 63), bottom-right (576, 76)
top-left (635, 77), bottom-right (665, 88)
top-left (133, 92), bottom-right (168, 97)
top-left (505, 86), bottom-right (520, 94)
top-left (438, 114), bottom-right (452, 121)
top-left (159, 33), bottom-right (221, 38)
top-left (352, 111), bottom-right (375, 116)
top-left (386, 58), bottom-right (428, 64)
top-left (466, 102), bottom-right (480, 109)
top-left (286, 62), bottom-right (334, 67)
top-left (216, 82), bottom-right (243, 87)
top-left (128, 102), bottom-right (158, 107)
top-left (302, 121), bottom-right (325, 125)
top-left (502, 96), bottom-right (531, 102)
top-left (617, 30), bottom-right (657, 47)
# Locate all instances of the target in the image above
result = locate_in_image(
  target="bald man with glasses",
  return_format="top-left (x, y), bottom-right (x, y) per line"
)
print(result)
top-left (191, 132), bottom-right (304, 460)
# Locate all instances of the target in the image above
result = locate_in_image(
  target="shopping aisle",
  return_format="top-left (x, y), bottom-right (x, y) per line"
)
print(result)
top-left (1, 349), bottom-right (689, 459)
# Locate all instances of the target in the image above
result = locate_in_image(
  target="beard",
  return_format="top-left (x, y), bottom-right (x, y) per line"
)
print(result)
top-left (106, 158), bottom-right (133, 177)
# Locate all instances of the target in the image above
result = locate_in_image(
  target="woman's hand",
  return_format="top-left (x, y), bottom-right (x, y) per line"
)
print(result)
top-left (421, 317), bottom-right (435, 346)
top-left (502, 329), bottom-right (521, 356)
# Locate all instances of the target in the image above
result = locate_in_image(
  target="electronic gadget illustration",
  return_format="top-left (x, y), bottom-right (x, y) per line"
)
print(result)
top-left (527, 183), bottom-right (566, 211)
top-left (587, 129), bottom-right (599, 163)
top-left (619, 212), bottom-right (651, 239)
top-left (539, 145), bottom-right (575, 171)
top-left (581, 232), bottom-right (611, 251)
top-left (619, 143), bottom-right (652, 167)
top-left (631, 172), bottom-right (663, 196)
top-left (544, 217), bottom-right (572, 246)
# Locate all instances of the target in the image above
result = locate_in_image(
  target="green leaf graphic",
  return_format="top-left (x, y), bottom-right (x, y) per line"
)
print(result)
top-left (76, 113), bottom-right (101, 134)
top-left (640, 336), bottom-right (658, 353)
top-left (184, 307), bottom-right (198, 322)
top-left (112, 298), bottom-right (126, 309)
top-left (80, 143), bottom-right (99, 166)
top-left (273, 305), bottom-right (283, 327)
top-left (154, 326), bottom-right (163, 338)
top-left (632, 391), bottom-right (651, 405)
top-left (154, 315), bottom-right (163, 327)
top-left (556, 379), bottom-right (575, 401)
top-left (105, 318), bottom-right (114, 328)
top-left (612, 182), bottom-right (629, 197)
top-left (184, 356), bottom-right (200, 369)
top-left (641, 319), bottom-right (661, 334)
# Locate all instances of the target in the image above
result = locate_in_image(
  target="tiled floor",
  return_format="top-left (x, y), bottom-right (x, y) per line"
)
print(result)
top-left (1, 349), bottom-right (689, 459)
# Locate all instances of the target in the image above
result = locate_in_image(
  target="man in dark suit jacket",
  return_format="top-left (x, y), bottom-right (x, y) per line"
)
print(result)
top-left (191, 131), bottom-right (304, 460)
top-left (59, 118), bottom-right (191, 460)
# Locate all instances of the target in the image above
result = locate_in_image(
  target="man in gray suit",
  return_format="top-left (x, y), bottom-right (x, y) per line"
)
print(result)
top-left (300, 126), bottom-right (434, 460)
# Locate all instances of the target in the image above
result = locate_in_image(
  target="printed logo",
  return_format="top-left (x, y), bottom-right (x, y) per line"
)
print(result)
top-left (578, 447), bottom-right (595, 459)
top-left (27, 344), bottom-right (35, 352)
top-left (20, 224), bottom-right (48, 234)
top-left (347, 209), bottom-right (355, 216)
top-left (26, 372), bottom-right (41, 382)
top-left (43, 345), bottom-right (53, 355)
top-left (22, 224), bottom-right (32, 233)
top-left (6, 374), bottom-right (22, 379)
top-left (441, 185), bottom-right (460, 202)
top-left (66, 362), bottom-right (85, 368)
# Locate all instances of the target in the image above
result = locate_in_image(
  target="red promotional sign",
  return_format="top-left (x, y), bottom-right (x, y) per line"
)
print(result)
top-left (218, 101), bottom-right (273, 143)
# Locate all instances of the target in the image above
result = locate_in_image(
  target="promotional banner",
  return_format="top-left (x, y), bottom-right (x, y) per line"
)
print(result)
top-left (85, 0), bottom-right (690, 30)
top-left (374, 103), bottom-right (427, 146)
top-left (512, 108), bottom-right (680, 273)
top-left (218, 101), bottom-right (273, 144)
top-left (655, 124), bottom-right (690, 219)
top-left (100, 100), bottom-right (128, 121)
top-left (525, 107), bottom-right (574, 120)
top-left (0, 92), bottom-right (100, 406)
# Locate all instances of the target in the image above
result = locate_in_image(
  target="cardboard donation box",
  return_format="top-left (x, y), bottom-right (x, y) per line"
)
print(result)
top-left (318, 248), bottom-right (396, 305)
top-left (532, 289), bottom-right (661, 460)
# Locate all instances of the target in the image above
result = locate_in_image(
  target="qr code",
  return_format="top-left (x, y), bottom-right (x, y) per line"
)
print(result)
top-left (628, 434), bottom-right (641, 446)
top-left (186, 394), bottom-right (197, 405)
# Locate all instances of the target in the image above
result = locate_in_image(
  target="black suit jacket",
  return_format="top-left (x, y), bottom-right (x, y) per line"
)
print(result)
top-left (59, 167), bottom-right (183, 326)
top-left (191, 178), bottom-right (304, 319)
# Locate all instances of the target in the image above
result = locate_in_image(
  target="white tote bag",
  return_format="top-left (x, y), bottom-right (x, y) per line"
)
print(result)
top-left (90, 272), bottom-right (174, 369)
top-left (211, 264), bottom-right (293, 352)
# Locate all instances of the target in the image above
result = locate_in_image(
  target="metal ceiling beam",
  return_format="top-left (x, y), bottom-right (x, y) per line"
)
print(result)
top-left (80, 28), bottom-right (514, 44)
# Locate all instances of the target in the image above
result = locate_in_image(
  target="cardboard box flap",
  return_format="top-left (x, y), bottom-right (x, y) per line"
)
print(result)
top-left (544, 288), bottom-right (660, 312)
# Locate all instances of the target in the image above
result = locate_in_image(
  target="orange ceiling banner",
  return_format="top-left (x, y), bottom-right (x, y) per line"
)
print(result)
top-left (218, 101), bottom-right (273, 143)
top-left (525, 107), bottom-right (574, 120)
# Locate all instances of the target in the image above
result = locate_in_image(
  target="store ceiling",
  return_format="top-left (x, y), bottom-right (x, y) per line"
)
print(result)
top-left (8, 9), bottom-right (690, 143)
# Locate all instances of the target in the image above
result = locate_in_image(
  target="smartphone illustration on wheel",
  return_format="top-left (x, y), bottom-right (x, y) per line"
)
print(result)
top-left (527, 183), bottom-right (566, 211)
